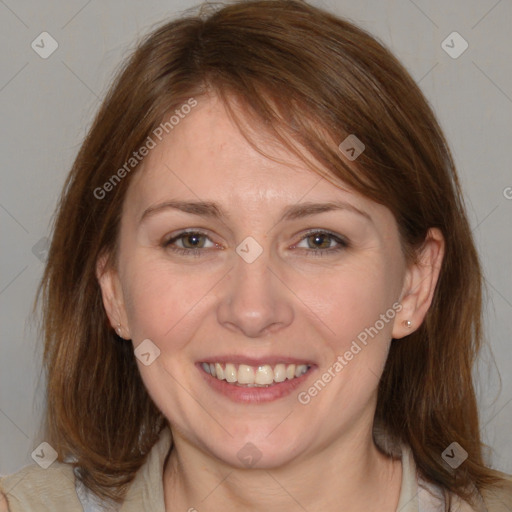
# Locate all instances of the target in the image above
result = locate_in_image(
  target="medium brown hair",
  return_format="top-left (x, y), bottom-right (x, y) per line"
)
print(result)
top-left (37, 0), bottom-right (505, 508)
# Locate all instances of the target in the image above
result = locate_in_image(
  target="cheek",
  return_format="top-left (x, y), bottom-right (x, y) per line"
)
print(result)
top-left (123, 251), bottom-right (226, 359)
top-left (293, 257), bottom-right (400, 351)
top-left (121, 256), bottom-right (220, 346)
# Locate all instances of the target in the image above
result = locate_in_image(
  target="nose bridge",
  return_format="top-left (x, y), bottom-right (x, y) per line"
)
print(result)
top-left (216, 236), bottom-right (294, 337)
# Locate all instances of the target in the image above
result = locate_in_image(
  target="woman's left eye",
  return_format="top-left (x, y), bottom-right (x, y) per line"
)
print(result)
top-left (293, 230), bottom-right (348, 257)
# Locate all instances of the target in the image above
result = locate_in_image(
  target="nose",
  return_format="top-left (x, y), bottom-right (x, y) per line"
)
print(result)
top-left (216, 244), bottom-right (294, 338)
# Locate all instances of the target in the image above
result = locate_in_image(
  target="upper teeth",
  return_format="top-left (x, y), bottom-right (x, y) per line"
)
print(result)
top-left (202, 362), bottom-right (310, 386)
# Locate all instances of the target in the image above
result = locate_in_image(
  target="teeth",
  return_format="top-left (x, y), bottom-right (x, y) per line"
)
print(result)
top-left (238, 364), bottom-right (255, 384)
top-left (201, 362), bottom-right (310, 386)
top-left (295, 365), bottom-right (306, 378)
top-left (215, 363), bottom-right (224, 380)
top-left (273, 363), bottom-right (287, 383)
top-left (255, 365), bottom-right (274, 385)
top-left (225, 363), bottom-right (237, 383)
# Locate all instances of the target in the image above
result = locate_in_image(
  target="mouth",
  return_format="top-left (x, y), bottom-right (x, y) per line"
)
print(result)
top-left (201, 361), bottom-right (311, 387)
top-left (197, 359), bottom-right (315, 403)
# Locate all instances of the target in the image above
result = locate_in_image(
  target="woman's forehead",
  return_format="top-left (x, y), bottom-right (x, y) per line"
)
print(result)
top-left (126, 95), bottom-right (376, 213)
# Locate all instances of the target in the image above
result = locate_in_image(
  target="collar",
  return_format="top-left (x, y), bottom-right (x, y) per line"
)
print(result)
top-left (119, 426), bottom-right (172, 512)
top-left (118, 425), bottom-right (423, 512)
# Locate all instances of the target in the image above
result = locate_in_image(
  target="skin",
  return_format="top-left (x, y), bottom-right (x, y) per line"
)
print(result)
top-left (97, 93), bottom-right (444, 512)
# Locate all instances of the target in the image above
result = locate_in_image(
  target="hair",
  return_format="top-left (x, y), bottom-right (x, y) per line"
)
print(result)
top-left (36, 0), bottom-right (507, 509)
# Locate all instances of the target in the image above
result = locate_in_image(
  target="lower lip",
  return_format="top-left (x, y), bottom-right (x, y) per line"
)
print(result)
top-left (197, 364), bottom-right (315, 403)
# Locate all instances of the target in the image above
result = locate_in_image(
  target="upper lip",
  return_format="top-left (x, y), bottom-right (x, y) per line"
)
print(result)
top-left (197, 355), bottom-right (315, 366)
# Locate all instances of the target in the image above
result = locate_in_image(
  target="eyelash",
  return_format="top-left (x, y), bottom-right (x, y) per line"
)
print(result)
top-left (162, 229), bottom-right (349, 258)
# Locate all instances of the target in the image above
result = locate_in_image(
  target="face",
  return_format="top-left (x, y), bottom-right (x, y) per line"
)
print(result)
top-left (98, 93), bottom-right (438, 469)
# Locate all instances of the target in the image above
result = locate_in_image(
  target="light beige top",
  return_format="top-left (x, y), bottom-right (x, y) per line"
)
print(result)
top-left (1, 426), bottom-right (511, 511)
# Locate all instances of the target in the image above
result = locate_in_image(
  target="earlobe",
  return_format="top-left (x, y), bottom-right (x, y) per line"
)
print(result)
top-left (96, 253), bottom-right (130, 338)
top-left (392, 228), bottom-right (445, 339)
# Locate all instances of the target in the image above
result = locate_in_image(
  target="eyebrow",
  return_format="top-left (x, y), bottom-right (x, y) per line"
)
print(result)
top-left (139, 199), bottom-right (372, 224)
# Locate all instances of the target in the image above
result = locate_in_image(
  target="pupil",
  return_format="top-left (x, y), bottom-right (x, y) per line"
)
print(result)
top-left (186, 234), bottom-right (201, 247)
top-left (311, 234), bottom-right (328, 248)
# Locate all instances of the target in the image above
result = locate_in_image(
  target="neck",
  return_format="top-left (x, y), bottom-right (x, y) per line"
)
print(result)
top-left (163, 423), bottom-right (402, 512)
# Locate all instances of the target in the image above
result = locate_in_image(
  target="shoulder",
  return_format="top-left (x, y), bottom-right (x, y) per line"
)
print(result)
top-left (440, 471), bottom-right (512, 512)
top-left (479, 472), bottom-right (512, 511)
top-left (0, 461), bottom-right (84, 512)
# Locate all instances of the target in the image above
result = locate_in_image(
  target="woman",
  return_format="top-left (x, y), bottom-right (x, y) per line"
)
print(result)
top-left (1, 1), bottom-right (511, 510)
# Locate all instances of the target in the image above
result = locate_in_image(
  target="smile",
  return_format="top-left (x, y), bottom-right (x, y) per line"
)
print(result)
top-left (201, 362), bottom-right (311, 387)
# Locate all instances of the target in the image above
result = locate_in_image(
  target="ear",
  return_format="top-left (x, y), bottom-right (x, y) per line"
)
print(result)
top-left (96, 252), bottom-right (130, 339)
top-left (392, 228), bottom-right (445, 339)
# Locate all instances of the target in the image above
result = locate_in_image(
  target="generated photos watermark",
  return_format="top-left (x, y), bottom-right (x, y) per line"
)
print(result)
top-left (297, 301), bottom-right (403, 405)
top-left (93, 97), bottom-right (198, 200)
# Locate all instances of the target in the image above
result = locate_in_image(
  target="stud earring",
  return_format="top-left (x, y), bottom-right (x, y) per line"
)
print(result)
top-left (116, 323), bottom-right (122, 336)
top-left (403, 320), bottom-right (412, 328)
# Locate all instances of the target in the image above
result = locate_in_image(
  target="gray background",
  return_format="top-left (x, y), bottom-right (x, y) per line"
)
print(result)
top-left (1, 0), bottom-right (511, 475)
